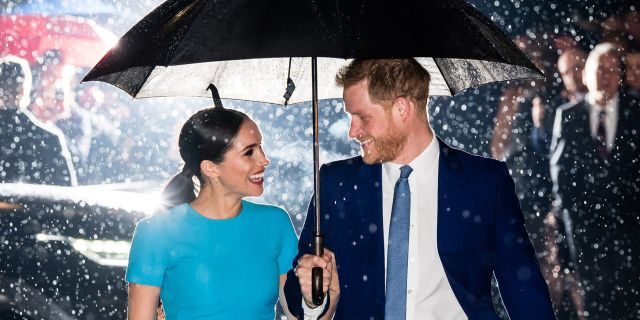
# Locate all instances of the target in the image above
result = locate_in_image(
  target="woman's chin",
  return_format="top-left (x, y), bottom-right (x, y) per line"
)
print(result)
top-left (244, 186), bottom-right (264, 198)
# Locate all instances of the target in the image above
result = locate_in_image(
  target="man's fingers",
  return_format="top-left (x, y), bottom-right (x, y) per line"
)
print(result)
top-left (302, 269), bottom-right (330, 293)
top-left (297, 254), bottom-right (328, 269)
top-left (298, 266), bottom-right (331, 284)
top-left (323, 268), bottom-right (331, 293)
top-left (296, 266), bottom-right (329, 280)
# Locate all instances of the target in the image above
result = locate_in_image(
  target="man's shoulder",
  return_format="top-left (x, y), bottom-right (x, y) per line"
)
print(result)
top-left (557, 98), bottom-right (588, 115)
top-left (321, 156), bottom-right (380, 184)
top-left (440, 140), bottom-right (502, 166)
top-left (22, 110), bottom-right (66, 139)
top-left (620, 94), bottom-right (640, 119)
top-left (2, 109), bottom-right (64, 143)
top-left (439, 141), bottom-right (506, 174)
top-left (323, 156), bottom-right (366, 171)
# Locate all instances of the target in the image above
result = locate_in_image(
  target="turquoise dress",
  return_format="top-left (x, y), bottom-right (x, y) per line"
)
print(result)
top-left (126, 200), bottom-right (298, 320)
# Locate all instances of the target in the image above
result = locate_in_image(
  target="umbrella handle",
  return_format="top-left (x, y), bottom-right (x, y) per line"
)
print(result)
top-left (312, 233), bottom-right (325, 306)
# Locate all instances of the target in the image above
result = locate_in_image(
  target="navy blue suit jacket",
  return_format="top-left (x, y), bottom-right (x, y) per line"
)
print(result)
top-left (284, 139), bottom-right (554, 319)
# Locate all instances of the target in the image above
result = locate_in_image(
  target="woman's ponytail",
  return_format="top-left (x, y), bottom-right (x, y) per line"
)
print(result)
top-left (161, 164), bottom-right (197, 209)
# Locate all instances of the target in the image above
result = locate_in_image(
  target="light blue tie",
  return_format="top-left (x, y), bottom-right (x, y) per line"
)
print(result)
top-left (385, 165), bottom-right (413, 320)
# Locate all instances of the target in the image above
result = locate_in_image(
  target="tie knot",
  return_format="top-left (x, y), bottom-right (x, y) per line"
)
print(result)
top-left (399, 165), bottom-right (413, 179)
top-left (599, 110), bottom-right (607, 119)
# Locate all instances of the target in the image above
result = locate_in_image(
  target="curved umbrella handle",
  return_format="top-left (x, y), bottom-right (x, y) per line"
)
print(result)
top-left (312, 233), bottom-right (324, 306)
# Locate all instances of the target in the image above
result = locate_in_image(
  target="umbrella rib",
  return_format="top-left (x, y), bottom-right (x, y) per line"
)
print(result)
top-left (430, 58), bottom-right (456, 96)
top-left (164, 0), bottom-right (208, 66)
top-left (452, 0), bottom-right (505, 62)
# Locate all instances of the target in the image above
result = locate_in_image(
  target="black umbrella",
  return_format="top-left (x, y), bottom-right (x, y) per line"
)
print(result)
top-left (83, 0), bottom-right (543, 304)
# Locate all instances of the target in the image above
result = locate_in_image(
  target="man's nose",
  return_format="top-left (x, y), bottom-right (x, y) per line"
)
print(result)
top-left (348, 119), bottom-right (360, 139)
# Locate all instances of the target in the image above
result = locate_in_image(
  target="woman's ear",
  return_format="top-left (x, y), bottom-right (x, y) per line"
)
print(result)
top-left (200, 160), bottom-right (219, 180)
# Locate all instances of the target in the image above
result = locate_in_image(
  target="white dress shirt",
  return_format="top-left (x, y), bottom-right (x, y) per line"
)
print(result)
top-left (303, 133), bottom-right (467, 319)
top-left (382, 135), bottom-right (467, 320)
top-left (587, 93), bottom-right (619, 151)
top-left (302, 295), bottom-right (327, 319)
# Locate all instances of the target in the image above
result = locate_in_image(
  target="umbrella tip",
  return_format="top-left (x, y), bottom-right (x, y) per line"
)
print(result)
top-left (283, 57), bottom-right (295, 107)
top-left (283, 77), bottom-right (295, 107)
top-left (207, 84), bottom-right (224, 108)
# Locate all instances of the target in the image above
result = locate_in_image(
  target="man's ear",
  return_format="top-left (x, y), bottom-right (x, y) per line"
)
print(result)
top-left (200, 160), bottom-right (220, 179)
top-left (394, 97), bottom-right (413, 121)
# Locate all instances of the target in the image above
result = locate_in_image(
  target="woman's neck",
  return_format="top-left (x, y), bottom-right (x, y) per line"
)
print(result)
top-left (189, 186), bottom-right (242, 219)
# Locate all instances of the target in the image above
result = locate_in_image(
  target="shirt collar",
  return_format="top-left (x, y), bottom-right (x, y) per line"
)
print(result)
top-left (586, 92), bottom-right (619, 113)
top-left (382, 131), bottom-right (439, 179)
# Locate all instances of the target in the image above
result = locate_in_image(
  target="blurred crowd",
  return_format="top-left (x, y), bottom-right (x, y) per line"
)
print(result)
top-left (489, 7), bottom-right (640, 320)
top-left (1, 49), bottom-right (174, 186)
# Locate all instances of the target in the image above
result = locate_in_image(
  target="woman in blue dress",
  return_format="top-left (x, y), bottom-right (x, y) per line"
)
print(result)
top-left (126, 107), bottom-right (298, 319)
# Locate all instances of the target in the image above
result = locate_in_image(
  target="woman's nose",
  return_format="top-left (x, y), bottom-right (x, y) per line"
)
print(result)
top-left (259, 149), bottom-right (270, 167)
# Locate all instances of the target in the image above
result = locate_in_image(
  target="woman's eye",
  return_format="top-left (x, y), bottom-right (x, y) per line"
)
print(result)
top-left (245, 149), bottom-right (254, 157)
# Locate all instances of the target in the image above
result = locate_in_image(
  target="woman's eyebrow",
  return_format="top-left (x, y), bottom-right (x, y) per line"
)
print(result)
top-left (240, 143), bottom-right (258, 152)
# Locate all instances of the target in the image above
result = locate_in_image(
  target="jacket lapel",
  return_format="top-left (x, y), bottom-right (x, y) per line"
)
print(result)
top-left (355, 160), bottom-right (386, 314)
top-left (436, 138), bottom-right (468, 253)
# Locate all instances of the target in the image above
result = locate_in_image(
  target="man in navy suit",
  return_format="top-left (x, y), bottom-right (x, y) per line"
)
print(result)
top-left (284, 59), bottom-right (555, 319)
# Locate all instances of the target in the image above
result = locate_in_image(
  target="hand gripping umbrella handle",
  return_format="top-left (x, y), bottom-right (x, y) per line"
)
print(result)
top-left (312, 233), bottom-right (324, 306)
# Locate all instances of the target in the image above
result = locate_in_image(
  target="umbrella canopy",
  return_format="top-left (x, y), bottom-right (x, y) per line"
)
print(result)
top-left (83, 0), bottom-right (543, 104)
top-left (1, 15), bottom-right (118, 68)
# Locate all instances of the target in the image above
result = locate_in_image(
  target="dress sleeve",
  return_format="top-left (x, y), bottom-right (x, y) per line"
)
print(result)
top-left (126, 218), bottom-right (167, 287)
top-left (278, 210), bottom-right (299, 275)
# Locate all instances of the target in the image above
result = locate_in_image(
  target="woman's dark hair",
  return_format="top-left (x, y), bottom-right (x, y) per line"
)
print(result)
top-left (161, 107), bottom-right (248, 208)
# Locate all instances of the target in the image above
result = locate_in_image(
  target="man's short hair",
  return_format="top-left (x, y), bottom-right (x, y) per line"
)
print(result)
top-left (585, 42), bottom-right (621, 73)
top-left (0, 55), bottom-right (32, 109)
top-left (558, 48), bottom-right (587, 68)
top-left (336, 59), bottom-right (431, 120)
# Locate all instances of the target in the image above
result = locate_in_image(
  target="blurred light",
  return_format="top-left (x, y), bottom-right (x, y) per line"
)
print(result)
top-left (36, 233), bottom-right (130, 267)
top-left (0, 201), bottom-right (21, 210)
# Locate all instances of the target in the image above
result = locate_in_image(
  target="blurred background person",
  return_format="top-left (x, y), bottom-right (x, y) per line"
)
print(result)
top-left (29, 50), bottom-right (93, 177)
top-left (625, 51), bottom-right (640, 98)
top-left (540, 44), bottom-right (593, 320)
top-left (70, 76), bottom-right (130, 184)
top-left (623, 10), bottom-right (640, 49)
top-left (0, 55), bottom-right (76, 186)
top-left (557, 48), bottom-right (588, 104)
top-left (29, 51), bottom-right (74, 125)
top-left (29, 50), bottom-right (127, 184)
top-left (550, 42), bottom-right (640, 319)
